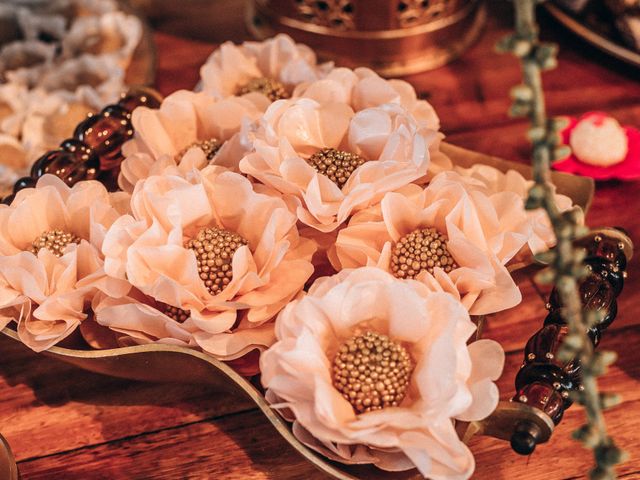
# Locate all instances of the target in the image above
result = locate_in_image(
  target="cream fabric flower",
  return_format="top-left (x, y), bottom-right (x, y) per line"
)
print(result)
top-left (100, 170), bottom-right (316, 361)
top-left (293, 67), bottom-right (451, 175)
top-left (294, 67), bottom-right (440, 131)
top-left (261, 267), bottom-right (504, 480)
top-left (199, 34), bottom-right (331, 102)
top-left (453, 164), bottom-right (580, 255)
top-left (333, 170), bottom-right (535, 314)
top-left (240, 98), bottom-right (438, 232)
top-left (0, 175), bottom-right (131, 351)
top-left (119, 89), bottom-right (268, 192)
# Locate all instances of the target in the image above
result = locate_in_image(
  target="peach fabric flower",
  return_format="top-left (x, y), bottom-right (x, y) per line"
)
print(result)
top-left (333, 171), bottom-right (536, 314)
top-left (199, 34), bottom-right (331, 102)
top-left (0, 175), bottom-right (131, 351)
top-left (99, 170), bottom-right (316, 361)
top-left (240, 98), bottom-right (438, 232)
top-left (261, 267), bottom-right (504, 479)
top-left (119, 89), bottom-right (268, 192)
top-left (453, 164), bottom-right (580, 255)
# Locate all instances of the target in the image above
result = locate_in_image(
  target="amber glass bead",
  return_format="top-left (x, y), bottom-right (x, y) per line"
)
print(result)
top-left (74, 105), bottom-right (133, 170)
top-left (514, 381), bottom-right (565, 425)
top-left (516, 363), bottom-right (574, 408)
top-left (30, 143), bottom-right (99, 186)
top-left (118, 86), bottom-right (163, 112)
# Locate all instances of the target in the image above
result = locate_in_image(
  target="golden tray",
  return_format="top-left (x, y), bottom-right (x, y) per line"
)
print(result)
top-left (0, 143), bottom-right (594, 479)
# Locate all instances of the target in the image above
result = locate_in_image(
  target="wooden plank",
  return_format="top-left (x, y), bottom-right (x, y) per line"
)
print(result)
top-left (0, 334), bottom-right (255, 462)
top-left (10, 325), bottom-right (639, 479)
top-left (16, 409), bottom-right (327, 480)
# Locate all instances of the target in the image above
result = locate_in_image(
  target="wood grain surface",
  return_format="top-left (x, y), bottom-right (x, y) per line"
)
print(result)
top-left (2, 1), bottom-right (640, 479)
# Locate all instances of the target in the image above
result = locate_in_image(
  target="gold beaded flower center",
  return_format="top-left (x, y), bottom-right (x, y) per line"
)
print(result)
top-left (185, 227), bottom-right (248, 296)
top-left (176, 138), bottom-right (222, 163)
top-left (332, 331), bottom-right (414, 414)
top-left (236, 77), bottom-right (290, 102)
top-left (391, 227), bottom-right (458, 279)
top-left (158, 303), bottom-right (190, 323)
top-left (306, 148), bottom-right (368, 189)
top-left (30, 229), bottom-right (81, 257)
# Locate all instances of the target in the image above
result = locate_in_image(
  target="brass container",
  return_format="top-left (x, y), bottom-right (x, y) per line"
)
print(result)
top-left (246, 0), bottom-right (487, 76)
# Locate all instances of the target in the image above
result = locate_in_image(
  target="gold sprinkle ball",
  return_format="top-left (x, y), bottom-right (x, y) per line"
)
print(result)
top-left (176, 138), bottom-right (222, 163)
top-left (30, 229), bottom-right (81, 257)
top-left (158, 303), bottom-right (190, 323)
top-left (185, 227), bottom-right (248, 296)
top-left (332, 331), bottom-right (414, 414)
top-left (391, 227), bottom-right (458, 279)
top-left (306, 148), bottom-right (367, 189)
top-left (236, 77), bottom-right (290, 102)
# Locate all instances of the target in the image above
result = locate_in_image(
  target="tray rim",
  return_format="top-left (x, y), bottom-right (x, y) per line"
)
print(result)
top-left (544, 3), bottom-right (640, 69)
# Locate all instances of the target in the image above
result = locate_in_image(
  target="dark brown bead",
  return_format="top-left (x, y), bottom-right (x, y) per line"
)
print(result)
top-left (118, 86), bottom-right (163, 112)
top-left (580, 234), bottom-right (627, 271)
top-left (543, 310), bottom-right (566, 326)
top-left (96, 168), bottom-right (120, 192)
top-left (514, 382), bottom-right (565, 424)
top-left (29, 148), bottom-right (98, 186)
top-left (13, 176), bottom-right (36, 193)
top-left (1, 193), bottom-right (15, 205)
top-left (548, 271), bottom-right (617, 329)
top-left (585, 256), bottom-right (624, 295)
top-left (525, 324), bottom-right (582, 378)
top-left (542, 311), bottom-right (601, 345)
top-left (74, 106), bottom-right (133, 171)
top-left (60, 139), bottom-right (94, 157)
top-left (516, 363), bottom-right (574, 405)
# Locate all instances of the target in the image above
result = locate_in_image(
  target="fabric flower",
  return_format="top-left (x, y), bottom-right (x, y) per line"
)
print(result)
top-left (333, 171), bottom-right (538, 314)
top-left (293, 66), bottom-right (451, 175)
top-left (199, 34), bottom-right (331, 103)
top-left (0, 40), bottom-right (56, 87)
top-left (99, 170), bottom-right (316, 363)
top-left (0, 175), bottom-right (131, 351)
top-left (294, 67), bottom-right (440, 131)
top-left (240, 98), bottom-right (438, 232)
top-left (61, 11), bottom-right (142, 70)
top-left (553, 112), bottom-right (640, 181)
top-left (261, 267), bottom-right (504, 480)
top-left (453, 164), bottom-right (580, 256)
top-left (119, 89), bottom-right (268, 192)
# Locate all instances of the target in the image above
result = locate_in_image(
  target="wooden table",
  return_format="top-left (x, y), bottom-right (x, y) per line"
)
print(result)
top-left (2, 2), bottom-right (640, 479)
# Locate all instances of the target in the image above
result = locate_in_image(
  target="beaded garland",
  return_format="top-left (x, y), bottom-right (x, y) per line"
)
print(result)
top-left (1, 86), bottom-right (162, 206)
top-left (510, 229), bottom-right (631, 455)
